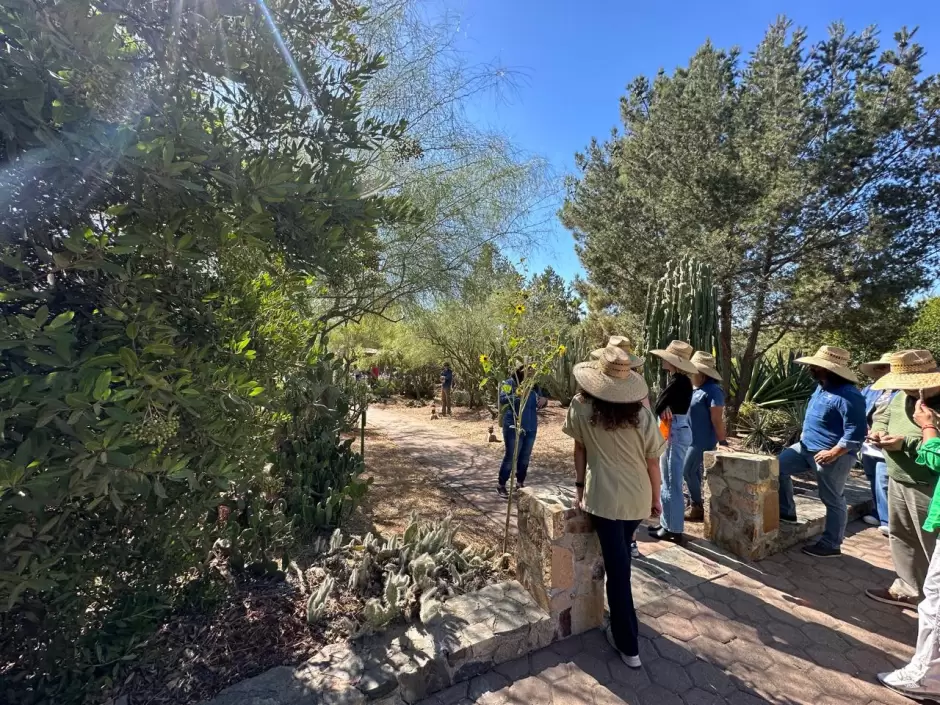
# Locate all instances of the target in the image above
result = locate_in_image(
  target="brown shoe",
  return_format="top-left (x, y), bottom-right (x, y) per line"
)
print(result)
top-left (866, 587), bottom-right (920, 610)
top-left (684, 503), bottom-right (704, 522)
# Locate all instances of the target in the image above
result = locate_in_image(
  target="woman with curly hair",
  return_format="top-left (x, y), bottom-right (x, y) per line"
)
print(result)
top-left (563, 345), bottom-right (664, 668)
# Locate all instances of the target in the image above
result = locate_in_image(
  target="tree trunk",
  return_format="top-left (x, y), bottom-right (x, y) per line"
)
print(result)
top-left (718, 284), bottom-right (736, 423)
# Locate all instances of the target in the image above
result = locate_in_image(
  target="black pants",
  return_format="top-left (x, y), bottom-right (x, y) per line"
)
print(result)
top-left (591, 514), bottom-right (642, 657)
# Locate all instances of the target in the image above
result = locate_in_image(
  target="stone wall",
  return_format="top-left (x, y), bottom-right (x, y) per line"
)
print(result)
top-left (515, 487), bottom-right (606, 639)
top-left (703, 451), bottom-right (780, 561)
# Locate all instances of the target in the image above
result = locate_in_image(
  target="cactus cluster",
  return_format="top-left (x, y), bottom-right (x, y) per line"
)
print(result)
top-left (642, 258), bottom-right (720, 390)
top-left (301, 513), bottom-right (497, 632)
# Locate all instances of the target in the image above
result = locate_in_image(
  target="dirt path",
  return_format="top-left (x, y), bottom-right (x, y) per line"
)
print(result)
top-left (364, 404), bottom-right (675, 555)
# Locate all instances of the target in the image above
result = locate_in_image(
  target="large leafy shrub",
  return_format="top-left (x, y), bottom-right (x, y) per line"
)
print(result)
top-left (0, 0), bottom-right (413, 701)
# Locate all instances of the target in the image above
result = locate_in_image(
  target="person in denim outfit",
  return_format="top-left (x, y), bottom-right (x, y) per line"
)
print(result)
top-left (496, 366), bottom-right (547, 497)
top-left (778, 346), bottom-right (867, 558)
top-left (683, 351), bottom-right (728, 522)
top-left (647, 340), bottom-right (698, 542)
top-left (859, 353), bottom-right (897, 534)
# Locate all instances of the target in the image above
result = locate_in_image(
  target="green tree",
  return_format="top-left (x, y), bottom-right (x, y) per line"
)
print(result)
top-left (901, 297), bottom-right (940, 356)
top-left (562, 19), bottom-right (940, 414)
top-left (0, 0), bottom-right (410, 699)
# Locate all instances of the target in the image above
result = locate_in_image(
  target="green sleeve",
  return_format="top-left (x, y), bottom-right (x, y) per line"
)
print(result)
top-left (917, 438), bottom-right (940, 473)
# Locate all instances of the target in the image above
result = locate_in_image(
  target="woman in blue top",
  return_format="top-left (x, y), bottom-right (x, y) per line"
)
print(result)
top-left (682, 352), bottom-right (728, 522)
top-left (496, 365), bottom-right (547, 497)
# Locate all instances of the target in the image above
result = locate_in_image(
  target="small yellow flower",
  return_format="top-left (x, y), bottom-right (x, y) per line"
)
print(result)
top-left (558, 345), bottom-right (566, 355)
top-left (479, 354), bottom-right (489, 363)
top-left (514, 304), bottom-right (526, 315)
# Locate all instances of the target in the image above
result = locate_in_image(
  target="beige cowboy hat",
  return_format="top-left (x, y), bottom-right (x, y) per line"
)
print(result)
top-left (691, 351), bottom-right (722, 381)
top-left (795, 345), bottom-right (857, 384)
top-left (650, 340), bottom-right (698, 375)
top-left (574, 346), bottom-right (649, 404)
top-left (590, 335), bottom-right (644, 368)
top-left (872, 350), bottom-right (940, 391)
top-left (859, 352), bottom-right (895, 379)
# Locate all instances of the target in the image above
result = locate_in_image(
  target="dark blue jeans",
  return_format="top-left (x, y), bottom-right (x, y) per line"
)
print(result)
top-left (498, 424), bottom-right (536, 486)
top-left (592, 515), bottom-right (643, 657)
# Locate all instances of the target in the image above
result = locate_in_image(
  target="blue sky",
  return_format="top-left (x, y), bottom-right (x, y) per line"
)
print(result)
top-left (442, 0), bottom-right (940, 283)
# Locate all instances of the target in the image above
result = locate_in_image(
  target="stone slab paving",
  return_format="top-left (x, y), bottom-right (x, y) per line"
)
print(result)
top-left (416, 523), bottom-right (931, 705)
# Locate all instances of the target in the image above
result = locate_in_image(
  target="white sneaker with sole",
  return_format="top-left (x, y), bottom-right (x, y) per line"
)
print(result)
top-left (605, 626), bottom-right (642, 669)
top-left (879, 525), bottom-right (890, 537)
top-left (863, 514), bottom-right (879, 526)
top-left (878, 665), bottom-right (940, 700)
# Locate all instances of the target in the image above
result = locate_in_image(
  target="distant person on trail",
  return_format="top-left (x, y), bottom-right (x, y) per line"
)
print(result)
top-left (859, 353), bottom-right (897, 535)
top-left (440, 362), bottom-right (454, 416)
top-left (778, 345), bottom-right (866, 559)
top-left (683, 351), bottom-right (727, 523)
top-left (866, 351), bottom-right (940, 610)
top-left (496, 365), bottom-right (547, 497)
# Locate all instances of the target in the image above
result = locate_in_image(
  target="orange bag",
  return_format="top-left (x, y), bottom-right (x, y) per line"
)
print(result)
top-left (659, 417), bottom-right (671, 440)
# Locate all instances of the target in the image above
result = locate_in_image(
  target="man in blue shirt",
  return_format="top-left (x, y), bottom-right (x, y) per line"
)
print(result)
top-left (780, 346), bottom-right (867, 558)
top-left (497, 365), bottom-right (547, 497)
top-left (440, 362), bottom-right (454, 416)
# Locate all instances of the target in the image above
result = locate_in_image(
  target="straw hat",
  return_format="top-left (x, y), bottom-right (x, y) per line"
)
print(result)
top-left (795, 345), bottom-right (858, 384)
top-left (590, 335), bottom-right (644, 368)
top-left (872, 350), bottom-right (940, 391)
top-left (859, 352), bottom-right (894, 379)
top-left (574, 346), bottom-right (649, 404)
top-left (650, 340), bottom-right (698, 375)
top-left (691, 351), bottom-right (722, 381)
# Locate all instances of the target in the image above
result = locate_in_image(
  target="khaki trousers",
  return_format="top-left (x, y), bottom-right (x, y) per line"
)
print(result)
top-left (889, 477), bottom-right (938, 598)
top-left (441, 388), bottom-right (452, 416)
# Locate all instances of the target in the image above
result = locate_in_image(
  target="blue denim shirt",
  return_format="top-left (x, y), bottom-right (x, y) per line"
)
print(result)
top-left (689, 379), bottom-right (725, 449)
top-left (441, 368), bottom-right (453, 389)
top-left (500, 378), bottom-right (543, 433)
top-left (801, 382), bottom-right (867, 453)
top-left (861, 385), bottom-right (897, 419)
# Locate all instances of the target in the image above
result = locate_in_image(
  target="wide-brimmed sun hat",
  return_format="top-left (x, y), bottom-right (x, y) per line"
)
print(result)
top-left (590, 335), bottom-right (644, 368)
top-left (691, 351), bottom-right (722, 381)
top-left (795, 345), bottom-right (858, 384)
top-left (650, 340), bottom-right (698, 375)
top-left (872, 350), bottom-right (940, 391)
top-left (859, 352), bottom-right (894, 379)
top-left (574, 346), bottom-right (649, 404)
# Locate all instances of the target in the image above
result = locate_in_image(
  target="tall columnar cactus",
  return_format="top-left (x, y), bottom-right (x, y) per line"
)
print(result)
top-left (642, 259), bottom-right (720, 391)
top-left (543, 332), bottom-right (591, 406)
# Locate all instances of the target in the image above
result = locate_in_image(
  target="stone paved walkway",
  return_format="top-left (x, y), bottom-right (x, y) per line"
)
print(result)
top-left (416, 525), bottom-right (926, 705)
top-left (368, 407), bottom-right (932, 705)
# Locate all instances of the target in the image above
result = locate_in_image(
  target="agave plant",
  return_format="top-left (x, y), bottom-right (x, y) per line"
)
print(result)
top-left (731, 351), bottom-right (815, 409)
top-left (737, 400), bottom-right (809, 454)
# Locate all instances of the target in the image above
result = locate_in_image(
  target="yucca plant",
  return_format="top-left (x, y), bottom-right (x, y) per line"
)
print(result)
top-left (730, 351), bottom-right (815, 409)
top-left (738, 400), bottom-right (809, 454)
top-left (642, 259), bottom-right (720, 390)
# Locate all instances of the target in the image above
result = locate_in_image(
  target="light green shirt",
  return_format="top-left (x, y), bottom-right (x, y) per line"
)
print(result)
top-left (562, 395), bottom-right (666, 521)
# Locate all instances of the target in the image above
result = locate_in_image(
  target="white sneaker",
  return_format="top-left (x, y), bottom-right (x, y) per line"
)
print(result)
top-left (879, 525), bottom-right (890, 537)
top-left (605, 626), bottom-right (642, 669)
top-left (863, 515), bottom-right (879, 526)
top-left (878, 665), bottom-right (940, 699)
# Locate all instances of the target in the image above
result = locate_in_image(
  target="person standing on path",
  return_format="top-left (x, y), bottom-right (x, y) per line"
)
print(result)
top-left (648, 340), bottom-right (697, 543)
top-left (777, 345), bottom-right (867, 558)
top-left (590, 335), bottom-right (648, 558)
top-left (565, 346), bottom-right (664, 669)
top-left (859, 353), bottom-right (896, 534)
top-left (877, 379), bottom-right (940, 701)
top-left (866, 350), bottom-right (940, 609)
top-left (440, 361), bottom-right (453, 417)
top-left (683, 351), bottom-right (728, 522)
top-left (496, 365), bottom-right (547, 497)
